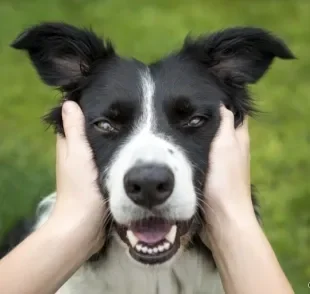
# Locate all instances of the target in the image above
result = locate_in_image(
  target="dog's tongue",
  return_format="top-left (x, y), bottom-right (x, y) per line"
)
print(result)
top-left (131, 219), bottom-right (172, 244)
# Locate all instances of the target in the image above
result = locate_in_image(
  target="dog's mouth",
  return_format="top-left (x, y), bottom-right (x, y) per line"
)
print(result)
top-left (115, 217), bottom-right (191, 265)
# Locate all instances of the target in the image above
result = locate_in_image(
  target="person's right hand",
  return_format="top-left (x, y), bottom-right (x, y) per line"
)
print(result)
top-left (51, 100), bottom-right (107, 256)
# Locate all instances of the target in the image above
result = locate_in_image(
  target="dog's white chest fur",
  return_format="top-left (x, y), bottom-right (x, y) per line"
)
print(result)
top-left (36, 194), bottom-right (224, 294)
top-left (57, 238), bottom-right (224, 294)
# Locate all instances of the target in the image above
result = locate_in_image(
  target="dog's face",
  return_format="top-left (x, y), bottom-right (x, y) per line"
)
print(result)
top-left (12, 23), bottom-right (294, 265)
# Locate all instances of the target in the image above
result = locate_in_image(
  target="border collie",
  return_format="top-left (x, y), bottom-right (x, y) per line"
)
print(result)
top-left (0, 22), bottom-right (294, 293)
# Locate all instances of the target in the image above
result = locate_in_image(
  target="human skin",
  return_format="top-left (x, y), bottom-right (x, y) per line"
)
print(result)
top-left (0, 102), bottom-right (294, 294)
top-left (0, 101), bottom-right (107, 294)
top-left (201, 105), bottom-right (294, 294)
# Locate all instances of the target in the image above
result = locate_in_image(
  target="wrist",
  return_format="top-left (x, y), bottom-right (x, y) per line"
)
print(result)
top-left (45, 212), bottom-right (104, 259)
top-left (207, 209), bottom-right (294, 294)
top-left (208, 207), bottom-right (260, 250)
top-left (206, 188), bottom-right (259, 244)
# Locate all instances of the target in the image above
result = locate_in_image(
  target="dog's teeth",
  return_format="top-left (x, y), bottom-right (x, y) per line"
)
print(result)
top-left (163, 242), bottom-right (170, 250)
top-left (126, 230), bottom-right (139, 247)
top-left (136, 244), bottom-right (142, 252)
top-left (135, 242), bottom-right (172, 255)
top-left (165, 225), bottom-right (177, 244)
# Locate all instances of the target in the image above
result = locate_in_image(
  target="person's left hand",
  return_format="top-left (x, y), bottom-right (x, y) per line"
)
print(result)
top-left (199, 105), bottom-right (254, 248)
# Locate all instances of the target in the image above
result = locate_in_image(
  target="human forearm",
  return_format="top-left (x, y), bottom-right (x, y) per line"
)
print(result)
top-left (0, 216), bottom-right (94, 294)
top-left (203, 107), bottom-right (293, 294)
top-left (0, 102), bottom-right (106, 294)
top-left (210, 209), bottom-right (294, 294)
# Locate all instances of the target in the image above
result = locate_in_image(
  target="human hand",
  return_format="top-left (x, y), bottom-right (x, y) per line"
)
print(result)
top-left (50, 101), bottom-right (107, 255)
top-left (200, 105), bottom-right (256, 246)
top-left (198, 106), bottom-right (294, 294)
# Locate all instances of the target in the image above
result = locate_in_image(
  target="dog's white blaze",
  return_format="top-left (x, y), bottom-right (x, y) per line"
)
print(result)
top-left (139, 69), bottom-right (156, 131)
top-left (107, 68), bottom-right (196, 225)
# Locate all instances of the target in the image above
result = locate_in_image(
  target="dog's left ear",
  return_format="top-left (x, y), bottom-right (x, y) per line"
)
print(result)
top-left (181, 27), bottom-right (295, 86)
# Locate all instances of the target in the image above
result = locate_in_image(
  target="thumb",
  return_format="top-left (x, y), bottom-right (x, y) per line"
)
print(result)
top-left (235, 116), bottom-right (250, 155)
top-left (62, 101), bottom-right (87, 148)
top-left (216, 104), bottom-right (235, 139)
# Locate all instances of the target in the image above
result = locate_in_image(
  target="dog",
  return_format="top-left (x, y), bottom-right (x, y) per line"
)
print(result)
top-left (0, 22), bottom-right (294, 293)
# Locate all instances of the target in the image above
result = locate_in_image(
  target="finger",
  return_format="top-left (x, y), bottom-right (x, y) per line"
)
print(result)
top-left (216, 104), bottom-right (235, 138)
top-left (61, 101), bottom-right (88, 149)
top-left (56, 134), bottom-right (67, 162)
top-left (235, 116), bottom-right (249, 140)
top-left (235, 116), bottom-right (250, 155)
top-left (236, 117), bottom-right (251, 185)
top-left (55, 135), bottom-right (67, 196)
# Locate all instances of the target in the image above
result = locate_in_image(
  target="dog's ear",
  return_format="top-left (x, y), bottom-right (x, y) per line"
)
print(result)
top-left (181, 27), bottom-right (295, 124)
top-left (11, 22), bottom-right (114, 88)
top-left (181, 27), bottom-right (295, 86)
top-left (11, 22), bottom-right (115, 134)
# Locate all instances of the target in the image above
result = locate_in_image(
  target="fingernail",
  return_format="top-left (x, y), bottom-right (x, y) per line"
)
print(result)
top-left (62, 101), bottom-right (76, 114)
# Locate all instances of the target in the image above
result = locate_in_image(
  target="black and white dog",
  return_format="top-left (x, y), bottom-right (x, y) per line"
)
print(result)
top-left (0, 23), bottom-right (294, 293)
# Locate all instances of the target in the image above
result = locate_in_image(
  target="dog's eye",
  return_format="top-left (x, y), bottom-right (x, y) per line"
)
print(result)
top-left (185, 116), bottom-right (205, 128)
top-left (94, 120), bottom-right (118, 134)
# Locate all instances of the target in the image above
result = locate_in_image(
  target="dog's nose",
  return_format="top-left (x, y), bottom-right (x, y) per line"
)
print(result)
top-left (124, 164), bottom-right (174, 209)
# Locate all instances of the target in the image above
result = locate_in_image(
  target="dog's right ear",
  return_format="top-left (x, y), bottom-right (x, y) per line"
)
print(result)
top-left (11, 22), bottom-right (115, 88)
top-left (11, 22), bottom-right (115, 134)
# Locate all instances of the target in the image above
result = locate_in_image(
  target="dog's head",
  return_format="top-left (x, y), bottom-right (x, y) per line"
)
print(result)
top-left (12, 23), bottom-right (294, 265)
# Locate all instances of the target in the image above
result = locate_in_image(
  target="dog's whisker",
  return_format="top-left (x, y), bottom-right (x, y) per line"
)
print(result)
top-left (6, 19), bottom-right (293, 293)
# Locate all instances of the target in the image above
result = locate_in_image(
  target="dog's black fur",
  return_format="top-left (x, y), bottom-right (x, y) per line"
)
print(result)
top-left (0, 23), bottom-right (294, 264)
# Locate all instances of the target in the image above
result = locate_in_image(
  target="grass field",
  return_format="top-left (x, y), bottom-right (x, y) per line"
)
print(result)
top-left (0, 0), bottom-right (309, 292)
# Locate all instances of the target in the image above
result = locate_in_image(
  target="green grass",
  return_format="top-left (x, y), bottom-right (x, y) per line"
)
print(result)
top-left (0, 0), bottom-right (309, 292)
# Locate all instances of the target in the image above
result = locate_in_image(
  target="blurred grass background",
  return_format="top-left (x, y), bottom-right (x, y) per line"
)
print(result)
top-left (0, 0), bottom-right (309, 292)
